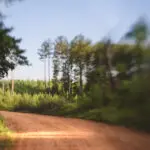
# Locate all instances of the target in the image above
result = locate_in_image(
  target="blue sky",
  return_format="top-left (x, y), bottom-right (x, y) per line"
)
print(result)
top-left (0, 0), bottom-right (149, 80)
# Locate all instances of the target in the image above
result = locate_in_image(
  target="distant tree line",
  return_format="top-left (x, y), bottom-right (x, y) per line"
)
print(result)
top-left (37, 17), bottom-right (150, 98)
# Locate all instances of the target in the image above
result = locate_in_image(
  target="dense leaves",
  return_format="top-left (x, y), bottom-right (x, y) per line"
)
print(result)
top-left (0, 20), bottom-right (29, 78)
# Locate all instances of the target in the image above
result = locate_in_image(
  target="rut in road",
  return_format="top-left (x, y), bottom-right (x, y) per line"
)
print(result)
top-left (0, 111), bottom-right (150, 150)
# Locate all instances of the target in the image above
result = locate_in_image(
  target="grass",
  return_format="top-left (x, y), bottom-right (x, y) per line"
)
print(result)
top-left (0, 116), bottom-right (13, 150)
top-left (0, 116), bottom-right (11, 136)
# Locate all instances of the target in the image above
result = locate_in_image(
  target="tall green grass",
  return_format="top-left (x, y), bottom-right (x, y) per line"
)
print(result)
top-left (0, 90), bottom-right (66, 114)
top-left (0, 115), bottom-right (13, 150)
top-left (0, 116), bottom-right (10, 136)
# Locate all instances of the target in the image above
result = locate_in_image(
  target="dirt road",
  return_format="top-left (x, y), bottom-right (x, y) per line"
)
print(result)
top-left (0, 111), bottom-right (150, 150)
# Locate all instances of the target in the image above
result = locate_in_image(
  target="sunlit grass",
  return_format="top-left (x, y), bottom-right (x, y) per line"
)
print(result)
top-left (0, 116), bottom-right (12, 135)
top-left (0, 115), bottom-right (13, 149)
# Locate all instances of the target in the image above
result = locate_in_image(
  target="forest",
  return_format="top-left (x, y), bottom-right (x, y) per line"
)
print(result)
top-left (1, 14), bottom-right (150, 132)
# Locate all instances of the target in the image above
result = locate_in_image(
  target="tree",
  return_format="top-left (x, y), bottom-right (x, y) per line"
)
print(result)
top-left (53, 53), bottom-right (59, 82)
top-left (37, 39), bottom-right (53, 89)
top-left (45, 39), bottom-right (53, 88)
top-left (112, 44), bottom-right (135, 78)
top-left (54, 36), bottom-right (73, 96)
top-left (0, 20), bottom-right (29, 78)
top-left (86, 40), bottom-right (117, 92)
top-left (125, 17), bottom-right (149, 45)
top-left (53, 37), bottom-right (62, 82)
top-left (103, 39), bottom-right (115, 89)
top-left (71, 34), bottom-right (91, 95)
top-left (124, 17), bottom-right (149, 69)
top-left (86, 42), bottom-right (109, 92)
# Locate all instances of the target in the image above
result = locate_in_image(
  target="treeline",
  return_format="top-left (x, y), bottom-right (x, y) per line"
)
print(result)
top-left (37, 17), bottom-right (150, 98)
top-left (33, 17), bottom-right (150, 131)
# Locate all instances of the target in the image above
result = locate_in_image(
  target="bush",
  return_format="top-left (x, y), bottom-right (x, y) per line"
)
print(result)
top-left (88, 84), bottom-right (104, 107)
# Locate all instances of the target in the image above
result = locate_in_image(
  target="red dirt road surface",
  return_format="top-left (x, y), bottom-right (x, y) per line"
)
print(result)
top-left (1, 111), bottom-right (150, 150)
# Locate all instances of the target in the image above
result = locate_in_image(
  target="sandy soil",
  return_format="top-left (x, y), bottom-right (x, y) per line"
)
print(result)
top-left (0, 111), bottom-right (150, 150)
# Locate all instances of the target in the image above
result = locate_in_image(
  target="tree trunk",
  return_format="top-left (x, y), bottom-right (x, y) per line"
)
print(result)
top-left (106, 53), bottom-right (114, 89)
top-left (44, 58), bottom-right (47, 89)
top-left (69, 66), bottom-right (72, 96)
top-left (68, 56), bottom-right (73, 98)
top-left (2, 81), bottom-right (5, 94)
top-left (104, 43), bottom-right (115, 90)
top-left (79, 65), bottom-right (83, 95)
top-left (11, 69), bottom-right (14, 95)
top-left (47, 56), bottom-right (51, 94)
top-left (48, 56), bottom-right (51, 87)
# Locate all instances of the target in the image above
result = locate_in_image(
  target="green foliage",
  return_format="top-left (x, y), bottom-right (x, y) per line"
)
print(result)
top-left (71, 34), bottom-right (91, 95)
top-left (0, 17), bottom-right (150, 133)
top-left (88, 84), bottom-right (104, 107)
top-left (0, 115), bottom-right (13, 149)
top-left (0, 89), bottom-right (65, 115)
top-left (125, 17), bottom-right (149, 44)
top-left (0, 19), bottom-right (29, 78)
top-left (0, 116), bottom-right (10, 135)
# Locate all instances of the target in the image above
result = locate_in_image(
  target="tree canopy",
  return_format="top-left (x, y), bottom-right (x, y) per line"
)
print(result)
top-left (0, 19), bottom-right (29, 78)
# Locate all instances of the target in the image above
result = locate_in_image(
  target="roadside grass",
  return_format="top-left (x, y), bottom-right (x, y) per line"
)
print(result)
top-left (0, 115), bottom-right (13, 150)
